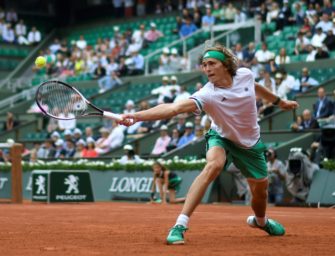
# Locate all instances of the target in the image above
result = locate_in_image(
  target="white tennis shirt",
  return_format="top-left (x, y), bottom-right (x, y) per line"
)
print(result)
top-left (190, 68), bottom-right (260, 148)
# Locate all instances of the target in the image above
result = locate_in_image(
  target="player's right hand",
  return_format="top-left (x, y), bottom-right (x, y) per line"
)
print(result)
top-left (119, 114), bottom-right (136, 126)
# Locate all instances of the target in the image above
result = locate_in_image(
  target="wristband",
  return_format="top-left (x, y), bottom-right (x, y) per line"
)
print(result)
top-left (273, 97), bottom-right (281, 106)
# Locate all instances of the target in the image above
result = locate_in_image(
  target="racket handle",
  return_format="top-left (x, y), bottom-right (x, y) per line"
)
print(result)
top-left (103, 111), bottom-right (122, 121)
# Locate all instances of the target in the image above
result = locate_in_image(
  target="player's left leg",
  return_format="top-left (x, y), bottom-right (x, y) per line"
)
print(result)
top-left (247, 178), bottom-right (285, 236)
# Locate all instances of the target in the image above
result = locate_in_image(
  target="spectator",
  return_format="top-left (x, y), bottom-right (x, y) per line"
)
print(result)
top-left (127, 50), bottom-right (144, 75)
top-left (167, 128), bottom-right (180, 151)
top-left (278, 69), bottom-right (295, 99)
top-left (315, 12), bottom-right (332, 33)
top-left (151, 76), bottom-right (172, 104)
top-left (201, 7), bottom-right (215, 29)
top-left (15, 19), bottom-right (26, 37)
top-left (144, 22), bottom-right (163, 43)
top-left (294, 32), bottom-right (310, 55)
top-left (73, 128), bottom-right (82, 143)
top-left (266, 2), bottom-right (280, 24)
top-left (223, 3), bottom-right (236, 23)
top-left (258, 70), bottom-right (276, 93)
top-left (193, 126), bottom-right (204, 142)
top-left (297, 67), bottom-right (319, 93)
top-left (98, 71), bottom-right (122, 93)
top-left (311, 27), bottom-right (326, 48)
top-left (132, 23), bottom-right (146, 48)
top-left (276, 0), bottom-right (292, 31)
top-left (151, 125), bottom-right (171, 156)
top-left (119, 144), bottom-right (144, 164)
top-left (2, 23), bottom-right (15, 43)
top-left (158, 47), bottom-right (171, 75)
top-left (291, 109), bottom-right (319, 131)
top-left (234, 8), bottom-right (247, 23)
top-left (58, 110), bottom-right (76, 131)
top-left (76, 35), bottom-right (87, 50)
top-left (92, 61), bottom-right (106, 80)
top-left (95, 127), bottom-right (111, 155)
top-left (174, 85), bottom-right (191, 103)
top-left (254, 42), bottom-right (275, 64)
top-left (169, 48), bottom-right (182, 73)
top-left (179, 17), bottom-right (197, 38)
top-left (37, 139), bottom-right (55, 159)
top-left (266, 149), bottom-right (286, 204)
top-left (275, 48), bottom-right (290, 66)
top-left (82, 137), bottom-right (98, 158)
top-left (175, 113), bottom-right (187, 136)
top-left (54, 139), bottom-right (64, 158)
top-left (73, 139), bottom-right (86, 158)
top-left (258, 99), bottom-right (274, 118)
top-left (323, 29), bottom-right (335, 51)
top-left (177, 122), bottom-right (195, 148)
top-left (4, 112), bottom-right (19, 131)
top-left (27, 26), bottom-right (41, 45)
top-left (6, 8), bottom-right (18, 24)
top-left (314, 43), bottom-right (330, 60)
top-left (313, 87), bottom-right (333, 119)
top-left (49, 38), bottom-right (61, 54)
top-left (242, 42), bottom-right (256, 66)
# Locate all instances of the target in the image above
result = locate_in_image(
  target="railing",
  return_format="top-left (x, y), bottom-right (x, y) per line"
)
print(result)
top-left (0, 29), bottom-right (56, 91)
top-left (0, 86), bottom-right (38, 109)
top-left (188, 19), bottom-right (259, 70)
top-left (144, 19), bottom-right (259, 75)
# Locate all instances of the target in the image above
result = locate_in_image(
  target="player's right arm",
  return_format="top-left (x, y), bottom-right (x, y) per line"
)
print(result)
top-left (120, 99), bottom-right (197, 126)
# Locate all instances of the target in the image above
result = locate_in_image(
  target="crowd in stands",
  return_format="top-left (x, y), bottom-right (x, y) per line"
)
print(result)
top-left (0, 7), bottom-right (42, 45)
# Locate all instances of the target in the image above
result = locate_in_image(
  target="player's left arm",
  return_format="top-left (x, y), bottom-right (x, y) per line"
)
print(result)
top-left (254, 82), bottom-right (299, 110)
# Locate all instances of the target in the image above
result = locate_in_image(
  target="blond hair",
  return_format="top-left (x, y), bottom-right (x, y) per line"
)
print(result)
top-left (200, 43), bottom-right (239, 77)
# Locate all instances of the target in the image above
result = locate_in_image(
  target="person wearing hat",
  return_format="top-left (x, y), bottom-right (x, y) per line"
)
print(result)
top-left (144, 22), bottom-right (163, 43)
top-left (73, 128), bottom-right (83, 143)
top-left (169, 48), bottom-right (182, 73)
top-left (119, 43), bottom-right (298, 244)
top-left (158, 47), bottom-right (171, 75)
top-left (152, 76), bottom-right (173, 104)
top-left (151, 161), bottom-right (185, 204)
top-left (151, 125), bottom-right (171, 155)
top-left (119, 144), bottom-right (143, 165)
top-left (124, 100), bottom-right (136, 114)
top-left (82, 137), bottom-right (98, 158)
top-left (95, 127), bottom-right (111, 155)
top-left (74, 139), bottom-right (86, 158)
top-left (177, 122), bottom-right (195, 148)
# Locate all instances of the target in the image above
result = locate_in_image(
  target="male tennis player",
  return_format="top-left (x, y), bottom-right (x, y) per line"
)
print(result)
top-left (119, 44), bottom-right (299, 245)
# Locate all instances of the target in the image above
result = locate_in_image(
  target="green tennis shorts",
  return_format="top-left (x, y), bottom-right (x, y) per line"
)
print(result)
top-left (168, 176), bottom-right (182, 191)
top-left (205, 129), bottom-right (268, 179)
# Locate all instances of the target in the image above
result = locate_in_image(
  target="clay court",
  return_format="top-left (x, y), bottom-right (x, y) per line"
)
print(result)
top-left (0, 202), bottom-right (334, 256)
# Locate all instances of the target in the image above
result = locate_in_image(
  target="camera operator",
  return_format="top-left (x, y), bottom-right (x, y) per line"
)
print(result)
top-left (266, 148), bottom-right (286, 204)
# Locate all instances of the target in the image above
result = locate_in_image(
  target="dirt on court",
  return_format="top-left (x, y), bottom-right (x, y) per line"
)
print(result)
top-left (0, 202), bottom-right (334, 256)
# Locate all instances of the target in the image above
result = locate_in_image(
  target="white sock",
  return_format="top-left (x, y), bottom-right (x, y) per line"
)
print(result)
top-left (256, 216), bottom-right (267, 227)
top-left (175, 214), bottom-right (189, 228)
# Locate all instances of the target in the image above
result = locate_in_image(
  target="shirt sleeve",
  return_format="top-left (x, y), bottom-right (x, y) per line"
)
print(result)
top-left (189, 87), bottom-right (209, 115)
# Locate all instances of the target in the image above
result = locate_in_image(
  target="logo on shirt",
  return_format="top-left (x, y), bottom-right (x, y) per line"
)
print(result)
top-left (221, 97), bottom-right (227, 102)
top-left (244, 87), bottom-right (248, 91)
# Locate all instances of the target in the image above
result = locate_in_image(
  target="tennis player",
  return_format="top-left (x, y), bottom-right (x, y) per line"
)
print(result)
top-left (151, 161), bottom-right (185, 204)
top-left (119, 43), bottom-right (299, 245)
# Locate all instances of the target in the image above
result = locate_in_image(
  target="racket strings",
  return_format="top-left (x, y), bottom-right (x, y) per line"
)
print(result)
top-left (37, 82), bottom-right (87, 119)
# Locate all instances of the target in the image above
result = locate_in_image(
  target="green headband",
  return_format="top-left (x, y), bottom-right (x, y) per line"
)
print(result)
top-left (203, 51), bottom-right (226, 62)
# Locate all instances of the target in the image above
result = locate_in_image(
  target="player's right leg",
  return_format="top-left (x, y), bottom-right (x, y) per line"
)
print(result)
top-left (166, 146), bottom-right (226, 245)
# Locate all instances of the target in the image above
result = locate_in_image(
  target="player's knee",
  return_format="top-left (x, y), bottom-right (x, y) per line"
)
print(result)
top-left (202, 162), bottom-right (223, 182)
top-left (252, 185), bottom-right (268, 200)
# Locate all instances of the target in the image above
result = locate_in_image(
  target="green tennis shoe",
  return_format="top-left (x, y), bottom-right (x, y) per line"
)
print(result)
top-left (166, 225), bottom-right (188, 245)
top-left (247, 216), bottom-right (285, 236)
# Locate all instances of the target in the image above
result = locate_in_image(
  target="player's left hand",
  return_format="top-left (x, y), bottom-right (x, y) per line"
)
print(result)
top-left (278, 99), bottom-right (299, 110)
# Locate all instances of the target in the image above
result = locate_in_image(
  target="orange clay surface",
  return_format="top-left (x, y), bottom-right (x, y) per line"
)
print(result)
top-left (0, 202), bottom-right (334, 256)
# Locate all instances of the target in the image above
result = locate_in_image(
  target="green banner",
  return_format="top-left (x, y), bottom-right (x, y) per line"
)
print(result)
top-left (49, 171), bottom-right (94, 203)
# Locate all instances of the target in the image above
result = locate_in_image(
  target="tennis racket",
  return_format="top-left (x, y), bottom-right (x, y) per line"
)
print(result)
top-left (35, 80), bottom-right (122, 121)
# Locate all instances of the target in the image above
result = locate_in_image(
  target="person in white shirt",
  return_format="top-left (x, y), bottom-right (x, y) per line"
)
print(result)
top-left (311, 27), bottom-right (326, 48)
top-left (119, 43), bottom-right (298, 244)
top-left (76, 35), bottom-right (87, 50)
top-left (119, 144), bottom-right (143, 164)
top-left (2, 23), bottom-right (15, 43)
top-left (27, 26), bottom-right (41, 45)
top-left (57, 111), bottom-right (76, 131)
top-left (151, 125), bottom-right (171, 155)
top-left (15, 19), bottom-right (26, 36)
top-left (254, 42), bottom-right (275, 64)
